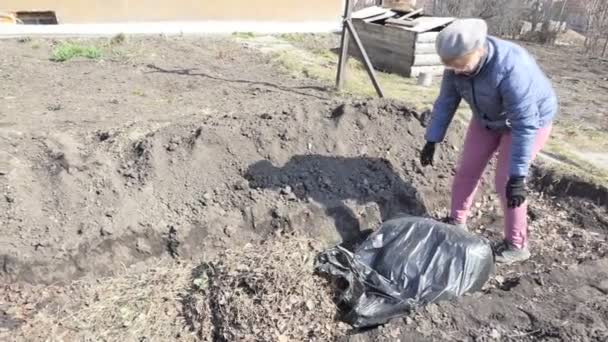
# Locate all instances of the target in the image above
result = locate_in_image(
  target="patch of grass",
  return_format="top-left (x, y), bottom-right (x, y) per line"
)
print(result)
top-left (51, 42), bottom-right (102, 62)
top-left (278, 33), bottom-right (309, 44)
top-left (272, 47), bottom-right (440, 108)
top-left (543, 140), bottom-right (608, 185)
top-left (232, 32), bottom-right (256, 39)
top-left (551, 120), bottom-right (608, 153)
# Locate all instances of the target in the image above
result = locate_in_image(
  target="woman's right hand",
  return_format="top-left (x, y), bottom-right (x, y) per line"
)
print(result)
top-left (420, 142), bottom-right (436, 166)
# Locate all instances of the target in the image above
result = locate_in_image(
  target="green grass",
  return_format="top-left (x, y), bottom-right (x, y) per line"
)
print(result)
top-left (272, 46), bottom-right (439, 108)
top-left (543, 140), bottom-right (608, 184)
top-left (270, 40), bottom-right (475, 119)
top-left (51, 42), bottom-right (102, 62)
top-left (551, 120), bottom-right (608, 153)
top-left (232, 32), bottom-right (257, 39)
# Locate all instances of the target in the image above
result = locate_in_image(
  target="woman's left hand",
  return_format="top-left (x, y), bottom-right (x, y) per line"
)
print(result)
top-left (506, 177), bottom-right (526, 208)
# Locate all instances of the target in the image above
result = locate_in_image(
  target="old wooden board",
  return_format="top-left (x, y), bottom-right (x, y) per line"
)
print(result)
top-left (401, 16), bottom-right (454, 33)
top-left (348, 18), bottom-right (447, 77)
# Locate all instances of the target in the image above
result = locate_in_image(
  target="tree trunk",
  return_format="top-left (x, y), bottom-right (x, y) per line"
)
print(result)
top-left (602, 37), bottom-right (608, 57)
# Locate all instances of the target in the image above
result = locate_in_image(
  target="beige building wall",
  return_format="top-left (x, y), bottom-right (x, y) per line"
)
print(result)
top-left (3, 0), bottom-right (344, 23)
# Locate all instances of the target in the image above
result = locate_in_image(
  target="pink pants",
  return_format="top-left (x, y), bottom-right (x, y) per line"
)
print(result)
top-left (451, 119), bottom-right (552, 248)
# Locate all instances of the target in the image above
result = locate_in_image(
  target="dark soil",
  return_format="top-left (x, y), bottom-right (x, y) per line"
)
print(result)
top-left (0, 36), bottom-right (607, 341)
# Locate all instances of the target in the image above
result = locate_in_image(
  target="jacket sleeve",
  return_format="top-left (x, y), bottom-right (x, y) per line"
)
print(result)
top-left (499, 62), bottom-right (540, 178)
top-left (425, 70), bottom-right (462, 143)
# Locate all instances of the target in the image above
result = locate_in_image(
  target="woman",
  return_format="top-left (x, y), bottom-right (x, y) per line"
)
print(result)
top-left (420, 19), bottom-right (558, 264)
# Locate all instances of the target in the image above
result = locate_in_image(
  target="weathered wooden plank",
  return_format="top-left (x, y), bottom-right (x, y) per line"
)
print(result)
top-left (352, 5), bottom-right (387, 19)
top-left (351, 36), bottom-right (414, 58)
top-left (353, 19), bottom-right (414, 36)
top-left (348, 37), bottom-right (415, 76)
top-left (416, 31), bottom-right (438, 43)
top-left (412, 53), bottom-right (442, 66)
top-left (401, 17), bottom-right (454, 33)
top-left (410, 65), bottom-right (445, 78)
top-left (348, 40), bottom-right (414, 64)
top-left (352, 20), bottom-right (416, 46)
top-left (348, 18), bottom-right (444, 77)
top-left (413, 42), bottom-right (436, 54)
top-left (398, 7), bottom-right (423, 20)
top-left (385, 18), bottom-right (415, 27)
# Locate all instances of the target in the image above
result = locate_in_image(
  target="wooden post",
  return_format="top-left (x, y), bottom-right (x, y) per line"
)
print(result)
top-left (336, 0), bottom-right (353, 90)
top-left (335, 0), bottom-right (385, 98)
top-left (345, 19), bottom-right (385, 98)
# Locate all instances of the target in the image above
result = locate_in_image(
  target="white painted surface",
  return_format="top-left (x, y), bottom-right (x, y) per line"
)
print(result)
top-left (0, 21), bottom-right (342, 38)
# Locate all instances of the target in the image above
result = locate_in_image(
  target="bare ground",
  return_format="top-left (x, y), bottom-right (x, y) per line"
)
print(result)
top-left (0, 35), bottom-right (607, 341)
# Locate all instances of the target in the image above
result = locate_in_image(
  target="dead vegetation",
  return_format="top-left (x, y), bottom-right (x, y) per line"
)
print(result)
top-left (183, 234), bottom-right (348, 342)
top-left (6, 262), bottom-right (196, 341)
top-left (4, 234), bottom-right (349, 342)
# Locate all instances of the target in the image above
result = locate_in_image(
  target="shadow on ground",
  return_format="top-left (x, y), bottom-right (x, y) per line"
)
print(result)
top-left (245, 154), bottom-right (428, 246)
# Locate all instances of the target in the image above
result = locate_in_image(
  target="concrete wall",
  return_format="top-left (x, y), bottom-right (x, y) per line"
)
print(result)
top-left (3, 0), bottom-right (344, 23)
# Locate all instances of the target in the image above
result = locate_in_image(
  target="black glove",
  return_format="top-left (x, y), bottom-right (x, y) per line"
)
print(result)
top-left (506, 176), bottom-right (526, 208)
top-left (420, 142), bottom-right (436, 166)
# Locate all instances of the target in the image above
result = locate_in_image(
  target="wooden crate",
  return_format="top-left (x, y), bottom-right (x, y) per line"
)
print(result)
top-left (349, 18), bottom-right (446, 78)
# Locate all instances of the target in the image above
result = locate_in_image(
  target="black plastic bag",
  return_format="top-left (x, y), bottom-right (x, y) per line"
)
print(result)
top-left (315, 216), bottom-right (494, 328)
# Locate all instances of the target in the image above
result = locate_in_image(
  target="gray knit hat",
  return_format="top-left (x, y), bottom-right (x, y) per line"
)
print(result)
top-left (436, 19), bottom-right (488, 60)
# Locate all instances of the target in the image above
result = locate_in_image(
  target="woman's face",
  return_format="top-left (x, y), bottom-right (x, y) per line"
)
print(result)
top-left (443, 48), bottom-right (485, 76)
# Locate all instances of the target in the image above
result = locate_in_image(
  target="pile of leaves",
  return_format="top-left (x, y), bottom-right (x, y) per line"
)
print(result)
top-left (184, 234), bottom-right (348, 341)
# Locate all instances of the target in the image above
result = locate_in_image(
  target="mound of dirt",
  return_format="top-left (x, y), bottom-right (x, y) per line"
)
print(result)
top-left (1, 95), bottom-right (460, 285)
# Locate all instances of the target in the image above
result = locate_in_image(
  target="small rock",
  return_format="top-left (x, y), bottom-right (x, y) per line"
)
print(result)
top-left (100, 226), bottom-right (113, 236)
top-left (47, 104), bottom-right (62, 111)
top-left (260, 113), bottom-right (273, 120)
top-left (405, 316), bottom-right (414, 325)
top-left (495, 275), bottom-right (505, 284)
top-left (5, 194), bottom-right (15, 203)
top-left (234, 180), bottom-right (249, 191)
top-left (305, 300), bottom-right (315, 310)
top-left (97, 131), bottom-right (111, 142)
top-left (280, 186), bottom-right (293, 195)
top-left (490, 329), bottom-right (501, 339)
top-left (223, 226), bottom-right (235, 237)
top-left (136, 238), bottom-right (152, 254)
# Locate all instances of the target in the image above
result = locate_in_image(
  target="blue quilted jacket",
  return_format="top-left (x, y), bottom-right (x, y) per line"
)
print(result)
top-left (425, 36), bottom-right (558, 177)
